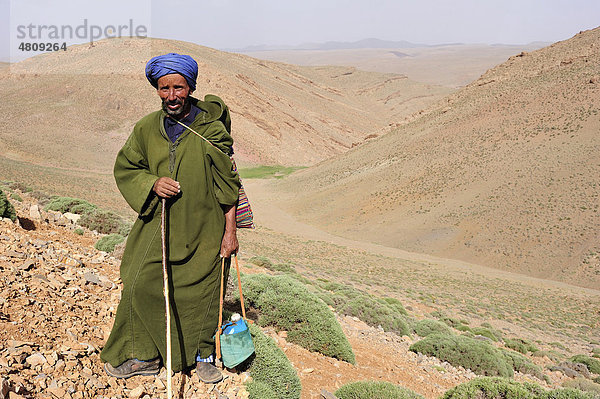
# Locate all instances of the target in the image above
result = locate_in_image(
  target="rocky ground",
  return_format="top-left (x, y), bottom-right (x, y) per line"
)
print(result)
top-left (0, 193), bottom-right (578, 399)
top-left (0, 196), bottom-right (251, 399)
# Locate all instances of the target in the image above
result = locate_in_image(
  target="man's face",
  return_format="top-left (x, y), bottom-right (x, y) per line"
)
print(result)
top-left (157, 73), bottom-right (193, 117)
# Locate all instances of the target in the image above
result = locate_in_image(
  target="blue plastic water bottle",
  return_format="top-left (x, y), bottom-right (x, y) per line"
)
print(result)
top-left (224, 313), bottom-right (247, 335)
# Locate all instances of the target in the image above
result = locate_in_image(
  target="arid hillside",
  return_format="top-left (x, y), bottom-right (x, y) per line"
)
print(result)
top-left (0, 37), bottom-right (452, 172)
top-left (1, 186), bottom-right (598, 399)
top-left (273, 28), bottom-right (600, 289)
top-left (241, 42), bottom-right (548, 87)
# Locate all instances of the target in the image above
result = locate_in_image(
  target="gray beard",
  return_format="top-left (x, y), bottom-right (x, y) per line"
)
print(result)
top-left (162, 97), bottom-right (190, 117)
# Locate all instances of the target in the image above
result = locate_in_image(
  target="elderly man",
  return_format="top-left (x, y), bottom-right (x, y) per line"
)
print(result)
top-left (100, 53), bottom-right (240, 384)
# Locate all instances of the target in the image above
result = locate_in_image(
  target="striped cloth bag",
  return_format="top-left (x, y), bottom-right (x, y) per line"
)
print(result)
top-left (230, 158), bottom-right (255, 229)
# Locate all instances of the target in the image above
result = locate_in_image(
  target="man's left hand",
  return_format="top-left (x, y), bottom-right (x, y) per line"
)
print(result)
top-left (220, 231), bottom-right (238, 258)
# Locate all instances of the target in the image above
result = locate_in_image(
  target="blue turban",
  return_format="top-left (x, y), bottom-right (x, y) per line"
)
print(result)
top-left (145, 53), bottom-right (198, 91)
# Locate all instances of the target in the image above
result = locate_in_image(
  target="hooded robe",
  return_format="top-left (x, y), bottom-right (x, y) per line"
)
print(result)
top-left (100, 95), bottom-right (241, 371)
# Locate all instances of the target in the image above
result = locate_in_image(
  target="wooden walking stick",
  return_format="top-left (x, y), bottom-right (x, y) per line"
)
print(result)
top-left (161, 198), bottom-right (172, 399)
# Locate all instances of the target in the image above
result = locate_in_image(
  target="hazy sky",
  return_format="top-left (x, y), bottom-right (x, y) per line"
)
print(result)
top-left (2, 0), bottom-right (599, 62)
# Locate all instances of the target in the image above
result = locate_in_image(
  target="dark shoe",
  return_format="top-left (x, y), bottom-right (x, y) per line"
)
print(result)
top-left (196, 361), bottom-right (223, 384)
top-left (104, 358), bottom-right (160, 379)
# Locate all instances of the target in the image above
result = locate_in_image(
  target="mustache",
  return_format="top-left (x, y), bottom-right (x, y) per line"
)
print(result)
top-left (164, 98), bottom-right (183, 105)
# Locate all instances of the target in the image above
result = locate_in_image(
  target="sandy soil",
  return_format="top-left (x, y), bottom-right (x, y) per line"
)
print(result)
top-left (243, 178), bottom-right (599, 298)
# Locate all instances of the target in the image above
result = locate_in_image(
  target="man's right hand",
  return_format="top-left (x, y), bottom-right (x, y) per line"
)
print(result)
top-left (153, 177), bottom-right (180, 198)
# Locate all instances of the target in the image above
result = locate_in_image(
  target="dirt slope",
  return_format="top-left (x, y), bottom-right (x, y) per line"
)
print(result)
top-left (272, 28), bottom-right (600, 289)
top-left (0, 37), bottom-right (451, 172)
top-left (1, 190), bottom-right (590, 399)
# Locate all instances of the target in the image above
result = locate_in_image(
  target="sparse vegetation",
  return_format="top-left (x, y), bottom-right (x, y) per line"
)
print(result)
top-left (238, 165), bottom-right (305, 180)
top-left (442, 377), bottom-right (596, 399)
top-left (562, 378), bottom-right (600, 396)
top-left (409, 333), bottom-right (513, 377)
top-left (570, 355), bottom-right (600, 374)
top-left (532, 349), bottom-right (563, 362)
top-left (30, 190), bottom-right (52, 206)
top-left (472, 326), bottom-right (503, 342)
top-left (94, 234), bottom-right (126, 253)
top-left (238, 273), bottom-right (356, 364)
top-left (442, 377), bottom-right (544, 399)
top-left (335, 381), bottom-right (424, 399)
top-left (2, 181), bottom-right (32, 193)
top-left (499, 348), bottom-right (546, 381)
top-left (10, 192), bottom-right (23, 202)
top-left (248, 256), bottom-right (296, 274)
top-left (80, 209), bottom-right (130, 235)
top-left (268, 263), bottom-right (296, 273)
top-left (44, 196), bottom-right (97, 215)
top-left (413, 319), bottom-right (453, 337)
top-left (245, 323), bottom-right (301, 399)
top-left (434, 313), bottom-right (468, 329)
top-left (246, 381), bottom-right (279, 399)
top-left (0, 189), bottom-right (17, 222)
top-left (43, 196), bottom-right (132, 235)
top-left (248, 256), bottom-right (273, 268)
top-left (74, 228), bottom-right (84, 235)
top-left (316, 281), bottom-right (410, 336)
top-left (504, 337), bottom-right (539, 354)
top-left (551, 342), bottom-right (568, 351)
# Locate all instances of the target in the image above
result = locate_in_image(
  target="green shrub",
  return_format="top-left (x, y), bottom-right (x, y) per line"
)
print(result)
top-left (94, 234), bottom-right (126, 253)
top-left (471, 327), bottom-right (503, 342)
top-left (442, 377), bottom-right (596, 399)
top-left (413, 319), bottom-right (453, 337)
top-left (44, 196), bottom-right (97, 215)
top-left (593, 376), bottom-right (600, 384)
top-left (563, 378), bottom-right (600, 395)
top-left (246, 380), bottom-right (279, 399)
top-left (80, 209), bottom-right (128, 235)
top-left (441, 317), bottom-right (465, 328)
top-left (379, 297), bottom-right (408, 316)
top-left (249, 256), bottom-right (273, 268)
top-left (270, 263), bottom-right (296, 273)
top-left (545, 389), bottom-right (598, 399)
top-left (245, 323), bottom-right (301, 399)
top-left (570, 355), bottom-right (600, 374)
top-left (317, 282), bottom-right (410, 336)
top-left (249, 256), bottom-right (296, 274)
top-left (4, 181), bottom-right (32, 193)
top-left (118, 220), bottom-right (133, 236)
top-left (10, 192), bottom-right (22, 202)
top-left (550, 342), bottom-right (567, 350)
top-left (74, 228), bottom-right (84, 235)
top-left (456, 325), bottom-right (472, 333)
top-left (286, 273), bottom-right (312, 286)
top-left (335, 381), bottom-right (424, 399)
top-left (499, 348), bottom-right (545, 380)
top-left (504, 338), bottom-right (538, 354)
top-left (0, 189), bottom-right (17, 222)
top-left (239, 273), bottom-right (355, 364)
top-left (339, 296), bottom-right (409, 336)
top-left (409, 333), bottom-right (513, 377)
top-left (593, 347), bottom-right (600, 359)
top-left (442, 377), bottom-right (545, 398)
top-left (317, 291), bottom-right (335, 307)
